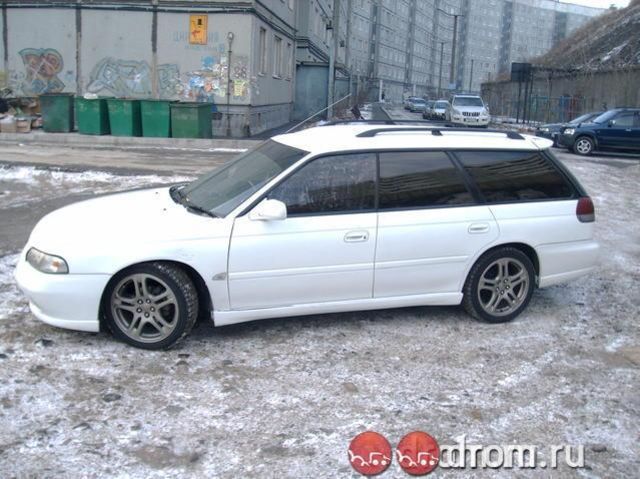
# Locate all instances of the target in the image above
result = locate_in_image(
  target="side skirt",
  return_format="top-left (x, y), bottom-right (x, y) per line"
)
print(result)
top-left (212, 292), bottom-right (463, 326)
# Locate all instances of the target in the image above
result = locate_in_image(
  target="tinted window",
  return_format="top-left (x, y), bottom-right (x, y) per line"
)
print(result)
top-left (269, 153), bottom-right (376, 215)
top-left (457, 151), bottom-right (574, 202)
top-left (613, 113), bottom-right (634, 127)
top-left (379, 152), bottom-right (473, 209)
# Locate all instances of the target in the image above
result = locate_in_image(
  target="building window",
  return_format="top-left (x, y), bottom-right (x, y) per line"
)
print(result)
top-left (286, 42), bottom-right (293, 79)
top-left (258, 27), bottom-right (267, 75)
top-left (274, 35), bottom-right (283, 78)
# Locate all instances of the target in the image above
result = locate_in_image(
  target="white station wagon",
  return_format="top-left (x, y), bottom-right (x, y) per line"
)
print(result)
top-left (16, 125), bottom-right (599, 349)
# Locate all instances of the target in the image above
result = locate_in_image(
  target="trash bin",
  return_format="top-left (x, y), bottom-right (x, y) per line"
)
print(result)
top-left (39, 93), bottom-right (74, 133)
top-left (75, 96), bottom-right (110, 135)
top-left (140, 99), bottom-right (173, 137)
top-left (107, 98), bottom-right (142, 136)
top-left (170, 102), bottom-right (213, 139)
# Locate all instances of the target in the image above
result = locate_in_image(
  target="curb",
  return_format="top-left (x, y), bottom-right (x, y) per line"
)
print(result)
top-left (0, 131), bottom-right (261, 151)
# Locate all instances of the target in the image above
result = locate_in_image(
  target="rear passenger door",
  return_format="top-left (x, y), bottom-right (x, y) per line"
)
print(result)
top-left (373, 151), bottom-right (499, 298)
top-left (598, 112), bottom-right (636, 150)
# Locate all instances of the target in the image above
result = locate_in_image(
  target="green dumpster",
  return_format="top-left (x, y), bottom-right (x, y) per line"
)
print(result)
top-left (75, 97), bottom-right (110, 135)
top-left (140, 99), bottom-right (173, 137)
top-left (170, 102), bottom-right (213, 139)
top-left (39, 93), bottom-right (74, 133)
top-left (107, 98), bottom-right (142, 136)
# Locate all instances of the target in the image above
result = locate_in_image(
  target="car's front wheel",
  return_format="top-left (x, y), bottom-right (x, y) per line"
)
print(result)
top-left (573, 136), bottom-right (594, 156)
top-left (462, 247), bottom-right (535, 323)
top-left (103, 262), bottom-right (198, 349)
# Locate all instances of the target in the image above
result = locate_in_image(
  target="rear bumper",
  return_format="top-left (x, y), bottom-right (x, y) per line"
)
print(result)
top-left (14, 258), bottom-right (109, 333)
top-left (537, 239), bottom-right (600, 288)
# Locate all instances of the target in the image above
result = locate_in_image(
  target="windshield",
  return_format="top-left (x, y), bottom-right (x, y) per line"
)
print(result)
top-left (591, 110), bottom-right (618, 124)
top-left (435, 101), bottom-right (448, 108)
top-left (453, 97), bottom-right (484, 107)
top-left (180, 140), bottom-right (308, 217)
top-left (569, 112), bottom-right (600, 124)
top-left (413, 100), bottom-right (426, 104)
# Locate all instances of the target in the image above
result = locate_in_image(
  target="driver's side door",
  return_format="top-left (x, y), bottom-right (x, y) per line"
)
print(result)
top-left (227, 152), bottom-right (377, 310)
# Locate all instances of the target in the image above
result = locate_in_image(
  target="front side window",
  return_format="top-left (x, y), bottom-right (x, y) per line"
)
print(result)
top-left (457, 150), bottom-right (574, 203)
top-left (379, 151), bottom-right (473, 209)
top-left (612, 113), bottom-right (634, 127)
top-left (269, 153), bottom-right (376, 215)
top-left (182, 140), bottom-right (307, 216)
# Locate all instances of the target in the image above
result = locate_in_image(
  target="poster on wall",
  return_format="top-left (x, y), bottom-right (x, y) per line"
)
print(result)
top-left (189, 15), bottom-right (208, 45)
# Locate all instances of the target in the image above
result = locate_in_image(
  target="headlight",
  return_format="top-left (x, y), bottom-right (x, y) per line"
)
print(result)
top-left (540, 127), bottom-right (550, 132)
top-left (564, 128), bottom-right (575, 135)
top-left (26, 248), bottom-right (69, 274)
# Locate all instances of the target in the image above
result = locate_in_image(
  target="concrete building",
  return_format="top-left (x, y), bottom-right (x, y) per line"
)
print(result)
top-left (457, 0), bottom-right (604, 93)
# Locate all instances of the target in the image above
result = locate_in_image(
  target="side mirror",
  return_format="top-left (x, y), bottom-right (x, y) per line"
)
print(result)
top-left (608, 120), bottom-right (616, 127)
top-left (248, 199), bottom-right (287, 221)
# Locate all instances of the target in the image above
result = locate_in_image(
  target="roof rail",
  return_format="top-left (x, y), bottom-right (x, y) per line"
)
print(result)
top-left (356, 127), bottom-right (525, 140)
top-left (323, 119), bottom-right (439, 126)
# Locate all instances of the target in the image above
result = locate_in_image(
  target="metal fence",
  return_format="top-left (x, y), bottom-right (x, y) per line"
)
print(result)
top-left (487, 94), bottom-right (602, 125)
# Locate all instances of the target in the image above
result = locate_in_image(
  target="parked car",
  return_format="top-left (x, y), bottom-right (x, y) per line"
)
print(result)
top-left (422, 100), bottom-right (436, 119)
top-left (558, 108), bottom-right (640, 155)
top-left (431, 100), bottom-right (449, 120)
top-left (409, 98), bottom-right (427, 113)
top-left (16, 125), bottom-right (599, 349)
top-left (536, 111), bottom-right (603, 147)
top-left (446, 94), bottom-right (490, 127)
top-left (404, 96), bottom-right (420, 110)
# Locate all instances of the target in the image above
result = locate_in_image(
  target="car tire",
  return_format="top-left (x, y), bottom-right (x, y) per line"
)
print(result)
top-left (573, 136), bottom-right (594, 156)
top-left (462, 247), bottom-right (535, 323)
top-left (103, 262), bottom-right (199, 350)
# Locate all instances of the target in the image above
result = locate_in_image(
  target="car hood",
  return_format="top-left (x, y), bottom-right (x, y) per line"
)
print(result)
top-left (539, 123), bottom-right (563, 130)
top-left (28, 187), bottom-right (224, 258)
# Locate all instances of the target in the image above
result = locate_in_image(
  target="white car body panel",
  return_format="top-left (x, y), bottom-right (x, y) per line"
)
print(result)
top-left (14, 125), bottom-right (599, 336)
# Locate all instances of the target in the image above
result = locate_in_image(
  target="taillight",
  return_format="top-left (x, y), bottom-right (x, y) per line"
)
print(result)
top-left (576, 196), bottom-right (595, 223)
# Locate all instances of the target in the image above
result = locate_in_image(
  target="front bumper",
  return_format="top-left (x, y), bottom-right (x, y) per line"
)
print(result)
top-left (557, 133), bottom-right (576, 148)
top-left (450, 116), bottom-right (490, 126)
top-left (14, 257), bottom-right (110, 333)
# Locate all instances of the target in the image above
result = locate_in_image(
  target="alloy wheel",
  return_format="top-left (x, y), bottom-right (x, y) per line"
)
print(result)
top-left (110, 273), bottom-right (179, 344)
top-left (477, 258), bottom-right (530, 317)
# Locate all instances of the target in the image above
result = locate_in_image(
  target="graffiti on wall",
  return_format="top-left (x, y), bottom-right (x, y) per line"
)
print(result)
top-left (18, 48), bottom-right (65, 94)
top-left (85, 55), bottom-right (257, 101)
top-left (87, 57), bottom-right (153, 97)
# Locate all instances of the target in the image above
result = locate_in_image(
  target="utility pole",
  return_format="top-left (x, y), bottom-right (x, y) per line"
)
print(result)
top-left (437, 8), bottom-right (463, 92)
top-left (438, 41), bottom-right (445, 98)
top-left (450, 14), bottom-right (460, 89)
top-left (327, 0), bottom-right (340, 118)
top-left (468, 58), bottom-right (474, 92)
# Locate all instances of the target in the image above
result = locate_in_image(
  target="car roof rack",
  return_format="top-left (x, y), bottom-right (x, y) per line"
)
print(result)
top-left (356, 127), bottom-right (525, 140)
top-left (323, 119), bottom-right (436, 126)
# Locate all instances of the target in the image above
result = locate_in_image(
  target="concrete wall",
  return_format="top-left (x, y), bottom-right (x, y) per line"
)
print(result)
top-left (6, 8), bottom-right (76, 95)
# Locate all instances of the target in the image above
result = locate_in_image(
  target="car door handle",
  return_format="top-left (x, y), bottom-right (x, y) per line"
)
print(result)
top-left (344, 231), bottom-right (369, 243)
top-left (468, 223), bottom-right (490, 234)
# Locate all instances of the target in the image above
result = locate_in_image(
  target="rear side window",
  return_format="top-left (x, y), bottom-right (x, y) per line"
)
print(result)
top-left (379, 151), bottom-right (474, 209)
top-left (268, 152), bottom-right (376, 215)
top-left (456, 150), bottom-right (574, 202)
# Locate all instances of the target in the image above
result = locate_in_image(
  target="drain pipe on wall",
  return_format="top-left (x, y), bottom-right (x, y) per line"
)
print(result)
top-left (226, 31), bottom-right (234, 137)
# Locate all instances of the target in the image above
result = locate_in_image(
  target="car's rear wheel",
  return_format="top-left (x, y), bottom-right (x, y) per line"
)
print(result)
top-left (463, 247), bottom-right (535, 323)
top-left (104, 262), bottom-right (198, 349)
top-left (573, 136), bottom-right (594, 156)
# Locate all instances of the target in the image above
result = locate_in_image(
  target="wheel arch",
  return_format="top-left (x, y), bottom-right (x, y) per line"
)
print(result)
top-left (463, 242), bottom-right (540, 290)
top-left (98, 260), bottom-right (213, 331)
top-left (575, 132), bottom-right (598, 149)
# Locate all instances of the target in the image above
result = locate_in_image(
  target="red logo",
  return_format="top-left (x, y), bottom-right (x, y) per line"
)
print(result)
top-left (348, 431), bottom-right (392, 476)
top-left (396, 431), bottom-right (440, 476)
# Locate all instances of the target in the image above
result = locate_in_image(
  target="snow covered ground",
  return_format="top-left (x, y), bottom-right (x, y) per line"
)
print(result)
top-left (0, 153), bottom-right (638, 478)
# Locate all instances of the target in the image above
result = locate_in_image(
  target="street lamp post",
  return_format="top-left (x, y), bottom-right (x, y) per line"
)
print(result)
top-left (438, 41), bottom-right (446, 98)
